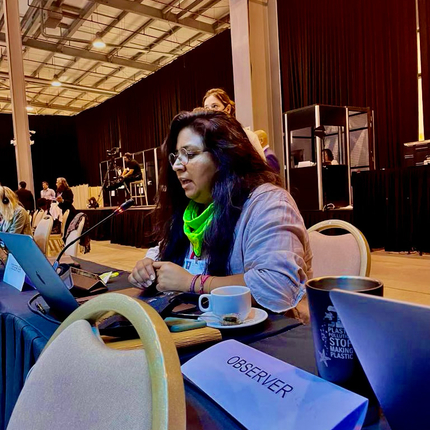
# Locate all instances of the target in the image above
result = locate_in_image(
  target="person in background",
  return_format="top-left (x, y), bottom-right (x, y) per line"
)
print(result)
top-left (0, 186), bottom-right (32, 235)
top-left (121, 152), bottom-right (143, 191)
top-left (55, 177), bottom-right (77, 239)
top-left (202, 88), bottom-right (266, 160)
top-left (255, 129), bottom-right (281, 174)
top-left (129, 110), bottom-right (312, 320)
top-left (40, 181), bottom-right (56, 201)
top-left (15, 181), bottom-right (34, 212)
top-left (322, 148), bottom-right (339, 166)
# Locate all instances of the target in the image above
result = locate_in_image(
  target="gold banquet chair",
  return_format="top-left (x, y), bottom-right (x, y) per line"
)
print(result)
top-left (33, 215), bottom-right (54, 255)
top-left (48, 209), bottom-right (70, 255)
top-left (307, 219), bottom-right (371, 277)
top-left (6, 293), bottom-right (186, 430)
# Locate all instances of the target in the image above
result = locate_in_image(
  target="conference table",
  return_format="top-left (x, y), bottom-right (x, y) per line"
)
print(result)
top-left (0, 260), bottom-right (390, 430)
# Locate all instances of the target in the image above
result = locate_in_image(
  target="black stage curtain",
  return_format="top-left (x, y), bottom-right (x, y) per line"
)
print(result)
top-left (352, 167), bottom-right (430, 253)
top-left (80, 209), bottom-right (113, 241)
top-left (419, 0), bottom-right (430, 138)
top-left (110, 208), bottom-right (156, 248)
top-left (301, 209), bottom-right (353, 230)
top-left (0, 114), bottom-right (16, 187)
top-left (277, 0), bottom-right (418, 169)
top-left (0, 114), bottom-right (80, 191)
top-left (75, 30), bottom-right (234, 186)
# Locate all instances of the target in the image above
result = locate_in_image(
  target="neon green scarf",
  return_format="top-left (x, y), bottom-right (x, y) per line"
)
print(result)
top-left (183, 201), bottom-right (214, 257)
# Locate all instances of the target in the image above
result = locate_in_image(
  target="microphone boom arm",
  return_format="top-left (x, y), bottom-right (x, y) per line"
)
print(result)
top-left (54, 199), bottom-right (134, 266)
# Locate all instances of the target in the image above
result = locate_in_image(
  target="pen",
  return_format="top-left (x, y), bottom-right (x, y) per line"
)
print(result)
top-left (36, 302), bottom-right (46, 314)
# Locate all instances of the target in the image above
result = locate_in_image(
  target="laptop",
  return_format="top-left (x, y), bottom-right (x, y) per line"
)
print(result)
top-left (0, 233), bottom-right (192, 321)
top-left (330, 289), bottom-right (430, 430)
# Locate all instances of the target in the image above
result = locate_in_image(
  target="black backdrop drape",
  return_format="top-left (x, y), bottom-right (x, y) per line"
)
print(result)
top-left (76, 30), bottom-right (234, 185)
top-left (277, 0), bottom-right (418, 169)
top-left (419, 0), bottom-right (430, 139)
top-left (0, 114), bottom-right (79, 191)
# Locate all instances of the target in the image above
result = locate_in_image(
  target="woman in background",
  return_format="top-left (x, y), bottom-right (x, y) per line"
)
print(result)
top-left (0, 186), bottom-right (32, 235)
top-left (55, 177), bottom-right (77, 239)
top-left (202, 88), bottom-right (266, 161)
top-left (129, 110), bottom-right (312, 316)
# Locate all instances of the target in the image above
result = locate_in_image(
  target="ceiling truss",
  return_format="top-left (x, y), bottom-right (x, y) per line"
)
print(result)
top-left (0, 0), bottom-right (230, 115)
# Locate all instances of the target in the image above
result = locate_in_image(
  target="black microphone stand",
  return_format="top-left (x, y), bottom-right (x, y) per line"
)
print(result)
top-left (54, 198), bottom-right (134, 266)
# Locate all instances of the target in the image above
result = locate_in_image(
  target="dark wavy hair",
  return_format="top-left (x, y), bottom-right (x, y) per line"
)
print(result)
top-left (155, 110), bottom-right (281, 276)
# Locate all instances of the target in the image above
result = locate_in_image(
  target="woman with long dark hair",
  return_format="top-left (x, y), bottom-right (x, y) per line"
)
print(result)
top-left (55, 177), bottom-right (77, 239)
top-left (129, 110), bottom-right (312, 313)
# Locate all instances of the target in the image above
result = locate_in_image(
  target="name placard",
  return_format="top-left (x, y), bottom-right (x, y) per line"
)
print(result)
top-left (182, 340), bottom-right (368, 430)
top-left (3, 253), bottom-right (26, 291)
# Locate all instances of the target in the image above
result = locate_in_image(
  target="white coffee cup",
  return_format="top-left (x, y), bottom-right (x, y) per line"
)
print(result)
top-left (198, 286), bottom-right (252, 321)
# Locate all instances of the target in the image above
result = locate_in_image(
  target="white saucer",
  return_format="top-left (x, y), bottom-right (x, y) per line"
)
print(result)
top-left (198, 308), bottom-right (268, 329)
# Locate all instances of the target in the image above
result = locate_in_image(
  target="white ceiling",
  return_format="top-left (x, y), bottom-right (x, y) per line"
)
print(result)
top-left (0, 0), bottom-right (230, 115)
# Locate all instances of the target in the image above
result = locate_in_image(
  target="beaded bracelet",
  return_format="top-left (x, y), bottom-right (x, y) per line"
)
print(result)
top-left (199, 275), bottom-right (211, 295)
top-left (189, 274), bottom-right (200, 293)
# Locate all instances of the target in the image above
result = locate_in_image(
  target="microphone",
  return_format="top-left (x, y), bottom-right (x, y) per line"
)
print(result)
top-left (54, 198), bottom-right (135, 267)
top-left (113, 198), bottom-right (135, 214)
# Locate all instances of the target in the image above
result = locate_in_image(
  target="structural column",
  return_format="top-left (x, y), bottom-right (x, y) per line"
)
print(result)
top-left (229, 0), bottom-right (285, 183)
top-left (4, 0), bottom-right (34, 193)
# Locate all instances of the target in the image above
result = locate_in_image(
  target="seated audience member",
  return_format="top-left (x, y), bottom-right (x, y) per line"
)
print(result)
top-left (0, 186), bottom-right (32, 235)
top-left (55, 177), bottom-right (77, 238)
top-left (121, 152), bottom-right (143, 187)
top-left (40, 181), bottom-right (56, 201)
top-left (36, 197), bottom-right (50, 212)
top-left (87, 197), bottom-right (99, 209)
top-left (129, 110), bottom-right (312, 316)
top-left (322, 148), bottom-right (339, 166)
top-left (255, 129), bottom-right (281, 174)
top-left (202, 88), bottom-right (266, 160)
top-left (15, 181), bottom-right (35, 212)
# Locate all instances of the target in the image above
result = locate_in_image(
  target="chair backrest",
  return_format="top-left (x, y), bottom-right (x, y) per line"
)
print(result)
top-left (32, 210), bottom-right (45, 229)
top-left (64, 216), bottom-right (85, 256)
top-left (308, 219), bottom-right (371, 277)
top-left (7, 293), bottom-right (186, 430)
top-left (33, 216), bottom-right (54, 255)
top-left (60, 209), bottom-right (70, 236)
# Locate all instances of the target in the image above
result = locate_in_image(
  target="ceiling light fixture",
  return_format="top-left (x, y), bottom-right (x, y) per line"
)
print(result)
top-left (92, 33), bottom-right (106, 49)
top-left (51, 75), bottom-right (62, 87)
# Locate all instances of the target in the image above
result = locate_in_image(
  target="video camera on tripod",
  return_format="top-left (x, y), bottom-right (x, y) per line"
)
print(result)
top-left (103, 148), bottom-right (125, 191)
top-left (106, 147), bottom-right (120, 158)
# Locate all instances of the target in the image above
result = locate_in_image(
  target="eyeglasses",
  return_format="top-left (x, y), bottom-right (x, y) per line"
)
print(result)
top-left (168, 147), bottom-right (206, 167)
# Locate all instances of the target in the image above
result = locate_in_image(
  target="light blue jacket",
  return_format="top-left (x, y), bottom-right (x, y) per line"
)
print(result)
top-left (147, 183), bottom-right (312, 313)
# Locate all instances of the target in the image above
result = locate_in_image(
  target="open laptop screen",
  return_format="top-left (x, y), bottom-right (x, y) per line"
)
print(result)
top-left (0, 233), bottom-right (79, 319)
top-left (330, 289), bottom-right (430, 430)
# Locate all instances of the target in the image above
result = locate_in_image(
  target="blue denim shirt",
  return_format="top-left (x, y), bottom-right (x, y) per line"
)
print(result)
top-left (146, 183), bottom-right (312, 313)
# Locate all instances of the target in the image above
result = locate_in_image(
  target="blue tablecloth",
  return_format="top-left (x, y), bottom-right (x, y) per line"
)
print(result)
top-left (0, 260), bottom-right (301, 429)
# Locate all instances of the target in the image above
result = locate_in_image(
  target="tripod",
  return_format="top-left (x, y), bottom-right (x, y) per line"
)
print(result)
top-left (96, 156), bottom-right (131, 206)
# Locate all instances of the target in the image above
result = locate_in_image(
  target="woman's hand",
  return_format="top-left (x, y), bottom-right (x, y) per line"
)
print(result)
top-left (56, 196), bottom-right (63, 203)
top-left (128, 257), bottom-right (156, 289)
top-left (153, 261), bottom-right (193, 292)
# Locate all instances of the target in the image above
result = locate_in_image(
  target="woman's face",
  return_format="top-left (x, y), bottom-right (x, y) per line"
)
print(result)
top-left (172, 127), bottom-right (218, 206)
top-left (204, 95), bottom-right (231, 115)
